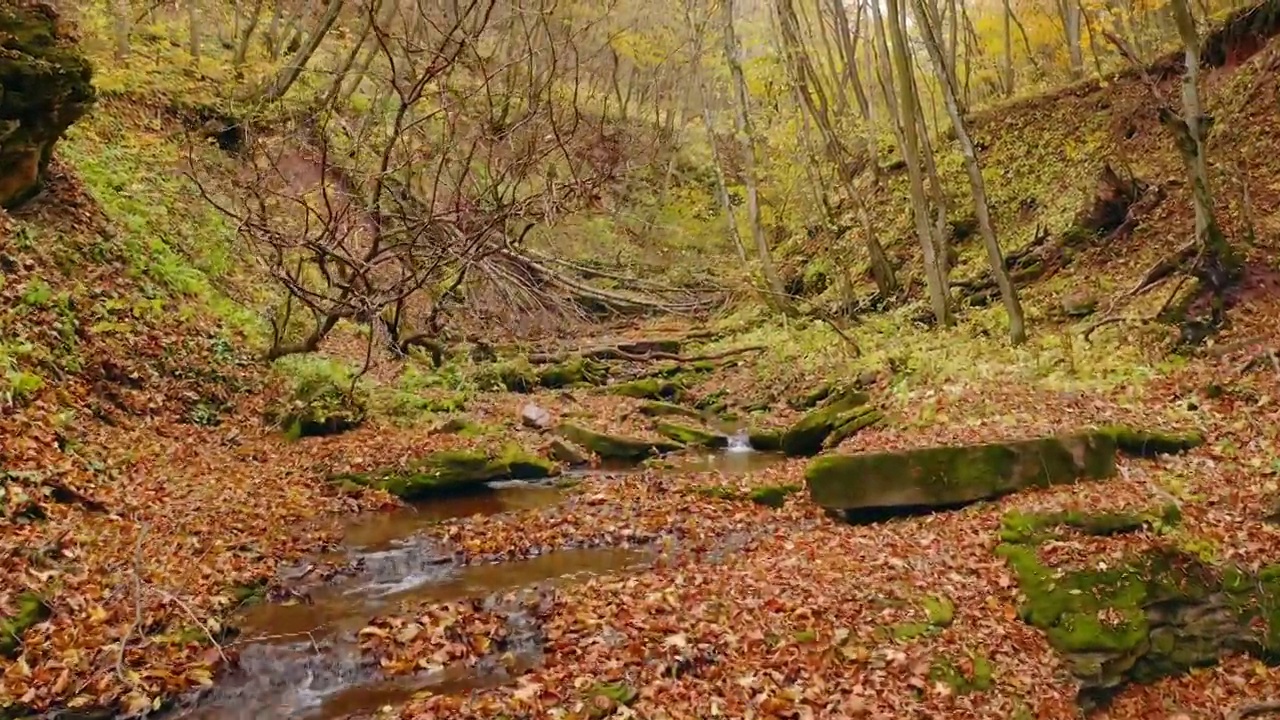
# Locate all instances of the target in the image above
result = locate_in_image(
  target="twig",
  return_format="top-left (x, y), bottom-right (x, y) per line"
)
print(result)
top-left (1227, 700), bottom-right (1280, 720)
top-left (150, 586), bottom-right (230, 666)
top-left (116, 522), bottom-right (149, 687)
top-left (226, 629), bottom-right (322, 654)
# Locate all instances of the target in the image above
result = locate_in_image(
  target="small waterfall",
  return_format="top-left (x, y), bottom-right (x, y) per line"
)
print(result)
top-left (725, 428), bottom-right (753, 453)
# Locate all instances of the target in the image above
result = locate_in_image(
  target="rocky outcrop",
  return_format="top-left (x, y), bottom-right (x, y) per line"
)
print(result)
top-left (807, 432), bottom-right (1117, 514)
top-left (999, 543), bottom-right (1280, 709)
top-left (779, 389), bottom-right (878, 456)
top-left (0, 1), bottom-right (95, 208)
top-left (557, 423), bottom-right (682, 462)
top-left (332, 447), bottom-right (556, 500)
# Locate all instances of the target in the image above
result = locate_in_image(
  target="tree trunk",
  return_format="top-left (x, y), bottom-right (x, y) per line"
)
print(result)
top-left (885, 0), bottom-right (953, 325)
top-left (320, 0), bottom-right (381, 109)
top-left (1063, 0), bottom-right (1085, 78)
top-left (234, 0), bottom-right (266, 68)
top-left (188, 0), bottom-right (201, 62)
top-left (1167, 0), bottom-right (1236, 317)
top-left (1002, 0), bottom-right (1015, 95)
top-left (912, 0), bottom-right (1026, 343)
top-left (259, 0), bottom-right (344, 102)
top-left (114, 0), bottom-right (131, 60)
top-left (722, 0), bottom-right (788, 305)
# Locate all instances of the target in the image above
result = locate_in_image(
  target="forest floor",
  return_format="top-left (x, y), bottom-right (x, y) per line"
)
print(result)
top-left (7, 19), bottom-right (1280, 720)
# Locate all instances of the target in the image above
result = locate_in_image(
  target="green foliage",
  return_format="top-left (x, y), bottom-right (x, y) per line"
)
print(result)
top-left (268, 356), bottom-right (367, 438)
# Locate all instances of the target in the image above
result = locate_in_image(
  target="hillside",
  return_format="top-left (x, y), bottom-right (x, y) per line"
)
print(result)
top-left (2, 0), bottom-right (1280, 719)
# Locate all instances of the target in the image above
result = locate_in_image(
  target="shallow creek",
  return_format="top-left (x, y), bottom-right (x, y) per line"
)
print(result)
top-left (171, 449), bottom-right (785, 719)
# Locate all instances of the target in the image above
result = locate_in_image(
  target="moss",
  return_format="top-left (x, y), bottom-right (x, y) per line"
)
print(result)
top-left (780, 391), bottom-right (872, 456)
top-left (537, 356), bottom-right (609, 388)
top-left (557, 423), bottom-right (682, 462)
top-left (808, 433), bottom-right (1117, 512)
top-left (694, 485), bottom-right (742, 500)
top-left (225, 581), bottom-right (267, 607)
top-left (608, 378), bottom-right (683, 401)
top-left (637, 400), bottom-right (702, 419)
top-left (332, 447), bottom-right (556, 500)
top-left (788, 382), bottom-right (833, 409)
top-left (924, 595), bottom-right (955, 627)
top-left (749, 484), bottom-right (801, 508)
top-left (999, 506), bottom-right (1179, 545)
top-left (747, 429), bottom-right (783, 451)
top-left (476, 359), bottom-right (537, 392)
top-left (654, 421), bottom-right (725, 448)
top-left (891, 621), bottom-right (933, 641)
top-left (0, 592), bottom-right (49, 657)
top-left (823, 409), bottom-right (885, 449)
top-left (930, 654), bottom-right (994, 694)
top-left (1096, 426), bottom-right (1204, 457)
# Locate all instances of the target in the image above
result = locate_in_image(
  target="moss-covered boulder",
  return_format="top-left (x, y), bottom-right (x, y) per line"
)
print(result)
top-left (607, 378), bottom-right (683, 401)
top-left (748, 484), bottom-right (801, 508)
top-left (268, 379), bottom-right (367, 438)
top-left (557, 423), bottom-right (682, 462)
top-left (788, 382), bottom-right (833, 410)
top-left (637, 400), bottom-right (702, 420)
top-left (1, 592), bottom-right (48, 657)
top-left (333, 447), bottom-right (556, 500)
top-left (0, 1), bottom-right (95, 208)
top-left (998, 545), bottom-right (1280, 708)
top-left (537, 356), bottom-right (609, 388)
top-left (780, 390), bottom-right (875, 456)
top-left (747, 429), bottom-right (783, 452)
top-left (1096, 426), bottom-right (1204, 457)
top-left (654, 421), bottom-right (726, 448)
top-left (999, 505), bottom-right (1181, 545)
top-left (807, 432), bottom-right (1117, 514)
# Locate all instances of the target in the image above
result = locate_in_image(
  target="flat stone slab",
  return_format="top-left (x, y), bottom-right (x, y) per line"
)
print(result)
top-left (806, 432), bottom-right (1118, 512)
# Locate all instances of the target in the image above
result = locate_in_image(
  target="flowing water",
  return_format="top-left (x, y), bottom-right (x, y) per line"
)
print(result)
top-left (172, 447), bottom-right (783, 719)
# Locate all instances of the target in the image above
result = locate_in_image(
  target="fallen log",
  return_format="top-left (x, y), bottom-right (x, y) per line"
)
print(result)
top-left (528, 344), bottom-right (765, 365)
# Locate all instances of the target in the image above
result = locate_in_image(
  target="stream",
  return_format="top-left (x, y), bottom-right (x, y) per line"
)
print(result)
top-left (169, 445), bottom-right (785, 720)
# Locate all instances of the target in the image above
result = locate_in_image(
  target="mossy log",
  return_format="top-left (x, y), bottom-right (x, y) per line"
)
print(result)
top-left (654, 421), bottom-right (726, 448)
top-left (999, 545), bottom-right (1280, 709)
top-left (1096, 425), bottom-right (1204, 457)
top-left (607, 378), bottom-right (684, 401)
top-left (637, 400), bottom-right (703, 420)
top-left (807, 432), bottom-right (1117, 513)
top-left (779, 390), bottom-right (874, 456)
top-left (332, 447), bottom-right (556, 500)
top-left (557, 423), bottom-right (682, 462)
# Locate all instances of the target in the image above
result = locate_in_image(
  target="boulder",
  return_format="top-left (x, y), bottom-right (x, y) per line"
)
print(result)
top-left (547, 439), bottom-right (589, 466)
top-left (779, 389), bottom-right (873, 456)
top-left (0, 1), bottom-right (95, 208)
top-left (1096, 425), bottom-right (1203, 457)
top-left (747, 429), bottom-right (784, 452)
top-left (807, 432), bottom-right (1117, 514)
top-left (520, 403), bottom-right (552, 430)
top-left (557, 423), bottom-right (681, 462)
top-left (333, 447), bottom-right (556, 500)
top-left (654, 421), bottom-right (726, 448)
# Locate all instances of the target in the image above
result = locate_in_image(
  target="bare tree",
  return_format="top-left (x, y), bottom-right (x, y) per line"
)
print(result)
top-left (259, 0), bottom-right (345, 102)
top-left (721, 0), bottom-right (788, 305)
top-left (912, 0), bottom-right (1026, 343)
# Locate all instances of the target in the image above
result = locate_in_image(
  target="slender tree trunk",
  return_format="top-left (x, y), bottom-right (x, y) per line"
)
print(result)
top-left (320, 0), bottom-right (382, 109)
top-left (886, 0), bottom-right (952, 325)
top-left (267, 1), bottom-right (285, 58)
top-left (188, 0), bottom-right (201, 62)
top-left (1002, 0), bottom-right (1015, 95)
top-left (259, 0), bottom-right (345, 102)
top-left (722, 0), bottom-right (788, 304)
top-left (114, 0), bottom-right (131, 60)
top-left (1063, 0), bottom-right (1085, 78)
top-left (1168, 0), bottom-right (1234, 301)
top-left (234, 0), bottom-right (266, 68)
top-left (912, 0), bottom-right (1026, 343)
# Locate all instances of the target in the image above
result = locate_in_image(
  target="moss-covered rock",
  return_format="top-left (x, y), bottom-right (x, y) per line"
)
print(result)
top-left (930, 654), bottom-right (994, 694)
top-left (0, 1), bottom-right (96, 208)
top-left (1096, 426), bottom-right (1204, 457)
top-left (547, 439), bottom-right (589, 466)
top-left (807, 432), bottom-right (1117, 514)
top-left (998, 545), bottom-right (1280, 708)
top-left (333, 447), bottom-right (556, 500)
top-left (557, 423), bottom-right (682, 462)
top-left (537, 356), bottom-right (609, 388)
top-left (654, 421), bottom-right (726, 448)
top-left (999, 505), bottom-right (1181, 545)
top-left (749, 484), bottom-right (801, 508)
top-left (747, 429), bottom-right (784, 452)
top-left (823, 409), bottom-right (885, 449)
top-left (475, 359), bottom-right (538, 392)
top-left (0, 592), bottom-right (48, 657)
top-left (788, 382), bottom-right (833, 410)
top-left (268, 378), bottom-right (366, 439)
top-left (779, 390), bottom-right (874, 456)
top-left (607, 378), bottom-right (683, 401)
top-left (637, 400), bottom-right (702, 419)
